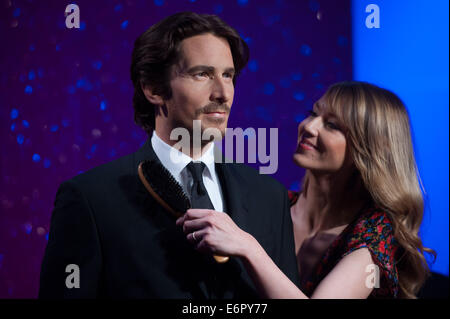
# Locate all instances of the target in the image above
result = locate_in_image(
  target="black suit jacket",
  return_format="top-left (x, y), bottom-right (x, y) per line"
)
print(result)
top-left (39, 138), bottom-right (299, 298)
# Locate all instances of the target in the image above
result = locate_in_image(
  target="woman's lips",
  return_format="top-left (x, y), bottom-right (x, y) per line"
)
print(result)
top-left (299, 142), bottom-right (315, 151)
top-left (297, 139), bottom-right (318, 151)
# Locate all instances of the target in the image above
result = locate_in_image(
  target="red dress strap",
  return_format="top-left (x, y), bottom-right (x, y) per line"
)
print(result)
top-left (288, 190), bottom-right (300, 206)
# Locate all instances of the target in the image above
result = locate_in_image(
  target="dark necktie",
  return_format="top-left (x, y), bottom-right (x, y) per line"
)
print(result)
top-left (186, 161), bottom-right (214, 210)
top-left (186, 161), bottom-right (222, 298)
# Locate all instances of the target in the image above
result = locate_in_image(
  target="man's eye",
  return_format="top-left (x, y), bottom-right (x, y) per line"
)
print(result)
top-left (223, 72), bottom-right (233, 78)
top-left (194, 72), bottom-right (209, 78)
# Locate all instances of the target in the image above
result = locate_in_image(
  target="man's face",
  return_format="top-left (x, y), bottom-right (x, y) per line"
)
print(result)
top-left (162, 33), bottom-right (235, 140)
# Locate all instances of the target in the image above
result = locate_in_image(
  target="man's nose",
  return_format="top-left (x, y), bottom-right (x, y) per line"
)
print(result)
top-left (210, 77), bottom-right (232, 104)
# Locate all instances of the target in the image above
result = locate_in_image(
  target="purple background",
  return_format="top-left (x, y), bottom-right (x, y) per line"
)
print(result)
top-left (0, 0), bottom-right (352, 298)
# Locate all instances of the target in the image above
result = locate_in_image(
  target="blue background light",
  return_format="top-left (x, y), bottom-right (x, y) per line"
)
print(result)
top-left (352, 0), bottom-right (449, 275)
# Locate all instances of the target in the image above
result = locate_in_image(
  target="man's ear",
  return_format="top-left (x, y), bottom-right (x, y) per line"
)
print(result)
top-left (141, 82), bottom-right (164, 106)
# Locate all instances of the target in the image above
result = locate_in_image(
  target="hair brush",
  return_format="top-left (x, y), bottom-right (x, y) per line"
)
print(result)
top-left (138, 159), bottom-right (229, 263)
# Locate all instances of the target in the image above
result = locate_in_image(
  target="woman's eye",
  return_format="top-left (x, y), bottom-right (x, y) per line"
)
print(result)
top-left (326, 122), bottom-right (340, 130)
top-left (307, 110), bottom-right (317, 117)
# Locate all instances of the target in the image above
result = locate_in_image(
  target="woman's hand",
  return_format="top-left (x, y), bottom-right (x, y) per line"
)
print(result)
top-left (177, 210), bottom-right (308, 299)
top-left (176, 209), bottom-right (257, 257)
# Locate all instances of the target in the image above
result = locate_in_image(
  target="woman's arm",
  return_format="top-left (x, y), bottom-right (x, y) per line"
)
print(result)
top-left (311, 248), bottom-right (374, 298)
top-left (239, 234), bottom-right (309, 299)
top-left (176, 209), bottom-right (306, 298)
top-left (177, 209), bottom-right (375, 299)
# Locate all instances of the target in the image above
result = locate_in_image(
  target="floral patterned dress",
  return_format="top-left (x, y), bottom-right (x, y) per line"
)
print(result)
top-left (288, 191), bottom-right (400, 298)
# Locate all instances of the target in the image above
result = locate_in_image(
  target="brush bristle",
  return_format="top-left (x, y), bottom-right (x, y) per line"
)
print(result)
top-left (140, 160), bottom-right (191, 214)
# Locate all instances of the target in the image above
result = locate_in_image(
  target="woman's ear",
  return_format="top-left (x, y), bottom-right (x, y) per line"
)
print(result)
top-left (141, 82), bottom-right (164, 106)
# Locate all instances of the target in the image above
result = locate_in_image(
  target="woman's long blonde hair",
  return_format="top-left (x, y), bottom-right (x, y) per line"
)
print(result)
top-left (312, 81), bottom-right (436, 298)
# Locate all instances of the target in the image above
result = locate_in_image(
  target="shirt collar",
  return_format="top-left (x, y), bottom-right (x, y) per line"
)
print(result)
top-left (200, 141), bottom-right (216, 180)
top-left (151, 131), bottom-right (216, 180)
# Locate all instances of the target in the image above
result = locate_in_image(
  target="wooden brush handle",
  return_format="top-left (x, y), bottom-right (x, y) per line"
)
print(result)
top-left (213, 255), bottom-right (229, 263)
top-left (138, 163), bottom-right (229, 264)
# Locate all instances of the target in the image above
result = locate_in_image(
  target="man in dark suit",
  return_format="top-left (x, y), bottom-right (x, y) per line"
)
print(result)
top-left (39, 11), bottom-right (299, 298)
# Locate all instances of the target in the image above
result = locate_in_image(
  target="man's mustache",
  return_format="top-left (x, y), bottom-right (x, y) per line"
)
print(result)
top-left (196, 103), bottom-right (230, 116)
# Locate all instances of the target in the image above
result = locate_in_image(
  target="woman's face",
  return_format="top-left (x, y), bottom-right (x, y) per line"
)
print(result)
top-left (293, 97), bottom-right (352, 173)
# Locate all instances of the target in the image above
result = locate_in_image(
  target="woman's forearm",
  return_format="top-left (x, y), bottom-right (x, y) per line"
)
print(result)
top-left (177, 209), bottom-right (309, 298)
top-left (239, 235), bottom-right (308, 299)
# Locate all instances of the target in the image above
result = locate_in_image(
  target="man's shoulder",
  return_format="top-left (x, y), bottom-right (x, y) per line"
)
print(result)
top-left (67, 151), bottom-right (137, 188)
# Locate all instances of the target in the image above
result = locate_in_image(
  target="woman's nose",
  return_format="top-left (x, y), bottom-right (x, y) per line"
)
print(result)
top-left (302, 116), bottom-right (321, 136)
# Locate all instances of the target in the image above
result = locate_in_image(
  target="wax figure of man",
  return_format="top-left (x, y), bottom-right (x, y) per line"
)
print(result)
top-left (39, 11), bottom-right (299, 298)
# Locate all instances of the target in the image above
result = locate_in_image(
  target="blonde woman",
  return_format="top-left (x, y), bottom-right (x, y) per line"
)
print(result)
top-left (177, 81), bottom-right (436, 299)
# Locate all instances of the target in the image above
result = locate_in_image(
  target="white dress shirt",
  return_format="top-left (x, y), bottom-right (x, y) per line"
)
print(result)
top-left (151, 131), bottom-right (225, 212)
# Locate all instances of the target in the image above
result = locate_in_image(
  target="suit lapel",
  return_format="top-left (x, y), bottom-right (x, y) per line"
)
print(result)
top-left (215, 162), bottom-right (257, 297)
top-left (215, 163), bottom-right (249, 231)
